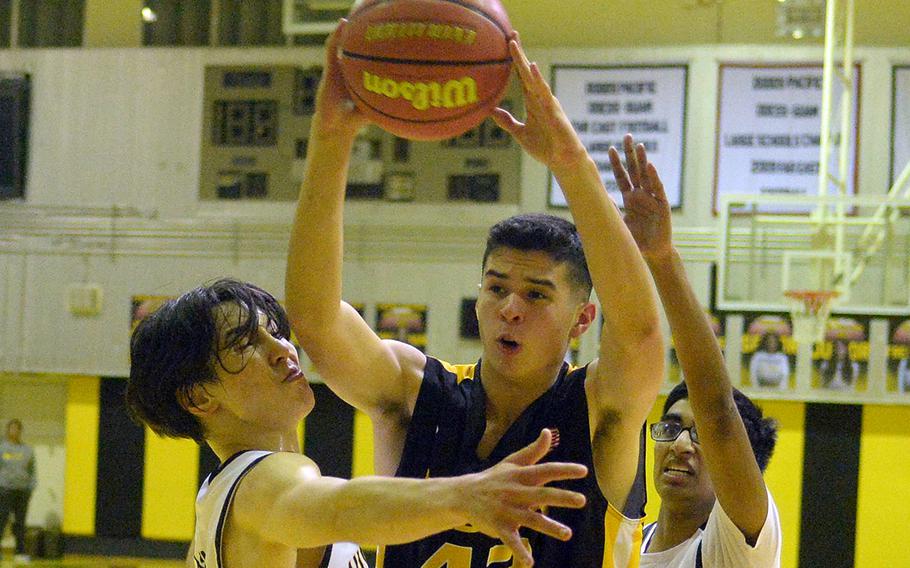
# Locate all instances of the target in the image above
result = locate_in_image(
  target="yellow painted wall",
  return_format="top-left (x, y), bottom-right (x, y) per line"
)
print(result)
top-left (352, 410), bottom-right (375, 478)
top-left (62, 376), bottom-right (100, 535)
top-left (855, 405), bottom-right (910, 568)
top-left (141, 428), bottom-right (199, 541)
top-left (83, 0), bottom-right (142, 47)
top-left (760, 400), bottom-right (805, 568)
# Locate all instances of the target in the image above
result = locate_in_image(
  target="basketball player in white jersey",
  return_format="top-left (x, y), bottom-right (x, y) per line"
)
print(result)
top-left (609, 135), bottom-right (782, 568)
top-left (126, 278), bottom-right (588, 568)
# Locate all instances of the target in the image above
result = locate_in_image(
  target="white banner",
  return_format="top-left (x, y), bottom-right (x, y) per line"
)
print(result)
top-left (715, 64), bottom-right (860, 213)
top-left (892, 66), bottom-right (910, 185)
top-left (549, 65), bottom-right (687, 208)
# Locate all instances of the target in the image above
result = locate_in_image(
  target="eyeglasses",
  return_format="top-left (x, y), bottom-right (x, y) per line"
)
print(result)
top-left (650, 421), bottom-right (699, 444)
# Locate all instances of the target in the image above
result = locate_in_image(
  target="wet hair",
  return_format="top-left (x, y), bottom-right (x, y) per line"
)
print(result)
top-left (482, 213), bottom-right (592, 298)
top-left (663, 381), bottom-right (778, 472)
top-left (125, 278), bottom-right (290, 443)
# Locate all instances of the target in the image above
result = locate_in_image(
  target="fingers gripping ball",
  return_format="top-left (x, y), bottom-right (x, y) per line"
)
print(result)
top-left (339, 0), bottom-right (513, 141)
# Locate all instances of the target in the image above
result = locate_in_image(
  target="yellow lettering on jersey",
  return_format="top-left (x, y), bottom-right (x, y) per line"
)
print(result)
top-left (487, 539), bottom-right (531, 565)
top-left (420, 543), bottom-right (472, 568)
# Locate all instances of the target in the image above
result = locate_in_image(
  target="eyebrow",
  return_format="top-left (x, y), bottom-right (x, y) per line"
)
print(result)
top-left (660, 413), bottom-right (683, 422)
top-left (483, 270), bottom-right (557, 290)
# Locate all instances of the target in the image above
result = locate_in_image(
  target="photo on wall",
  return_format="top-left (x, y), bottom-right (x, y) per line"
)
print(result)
top-left (740, 313), bottom-right (795, 390)
top-left (811, 316), bottom-right (870, 392)
top-left (376, 303), bottom-right (428, 352)
top-left (668, 308), bottom-right (725, 384)
top-left (887, 318), bottom-right (910, 394)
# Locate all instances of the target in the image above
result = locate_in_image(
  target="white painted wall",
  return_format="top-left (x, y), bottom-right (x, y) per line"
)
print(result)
top-left (0, 43), bottom-right (907, 381)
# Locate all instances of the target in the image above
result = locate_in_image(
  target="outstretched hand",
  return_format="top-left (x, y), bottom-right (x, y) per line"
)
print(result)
top-left (491, 34), bottom-right (587, 174)
top-left (608, 134), bottom-right (672, 260)
top-left (465, 429), bottom-right (587, 567)
top-left (312, 19), bottom-right (369, 138)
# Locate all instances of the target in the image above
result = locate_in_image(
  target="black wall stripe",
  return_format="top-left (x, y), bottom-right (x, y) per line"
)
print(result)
top-left (304, 384), bottom-right (355, 479)
top-left (799, 403), bottom-right (862, 568)
top-left (95, 377), bottom-right (145, 538)
top-left (198, 444), bottom-right (220, 488)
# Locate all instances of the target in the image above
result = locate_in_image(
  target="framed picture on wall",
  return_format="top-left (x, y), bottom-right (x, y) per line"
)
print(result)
top-left (714, 63), bottom-right (861, 213)
top-left (891, 66), bottom-right (910, 188)
top-left (548, 64), bottom-right (687, 209)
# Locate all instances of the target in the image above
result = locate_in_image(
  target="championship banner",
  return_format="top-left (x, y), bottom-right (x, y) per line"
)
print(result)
top-left (715, 63), bottom-right (860, 213)
top-left (549, 65), bottom-right (687, 209)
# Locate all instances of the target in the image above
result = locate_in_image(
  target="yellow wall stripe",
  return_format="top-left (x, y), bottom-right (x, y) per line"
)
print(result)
top-left (352, 410), bottom-right (375, 478)
top-left (141, 428), bottom-right (199, 541)
top-left (759, 400), bottom-right (804, 568)
top-left (63, 375), bottom-right (100, 535)
top-left (855, 405), bottom-right (910, 568)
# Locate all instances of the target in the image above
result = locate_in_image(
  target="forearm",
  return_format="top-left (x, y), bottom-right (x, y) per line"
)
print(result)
top-left (266, 475), bottom-right (467, 548)
top-left (646, 248), bottom-right (730, 405)
top-left (556, 158), bottom-right (661, 342)
top-left (285, 124), bottom-right (358, 334)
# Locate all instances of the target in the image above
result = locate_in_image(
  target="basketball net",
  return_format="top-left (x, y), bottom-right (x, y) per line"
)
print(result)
top-left (784, 290), bottom-right (839, 344)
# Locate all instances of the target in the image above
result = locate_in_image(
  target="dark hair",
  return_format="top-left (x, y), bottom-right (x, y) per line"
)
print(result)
top-left (125, 278), bottom-right (290, 443)
top-left (663, 381), bottom-right (778, 472)
top-left (6, 419), bottom-right (21, 431)
top-left (482, 213), bottom-right (592, 298)
top-left (821, 339), bottom-right (855, 387)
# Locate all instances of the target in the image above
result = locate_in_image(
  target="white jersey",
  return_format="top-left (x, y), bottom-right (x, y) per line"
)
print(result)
top-left (640, 489), bottom-right (782, 568)
top-left (193, 450), bottom-right (368, 568)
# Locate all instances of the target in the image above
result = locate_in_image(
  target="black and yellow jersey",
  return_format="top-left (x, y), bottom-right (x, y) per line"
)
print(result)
top-left (377, 356), bottom-right (646, 568)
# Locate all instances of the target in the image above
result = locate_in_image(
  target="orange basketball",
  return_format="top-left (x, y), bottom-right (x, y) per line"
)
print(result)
top-left (339, 0), bottom-right (513, 141)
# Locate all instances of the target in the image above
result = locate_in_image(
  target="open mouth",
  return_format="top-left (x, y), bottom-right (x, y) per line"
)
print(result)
top-left (497, 336), bottom-right (520, 353)
top-left (284, 367), bottom-right (304, 383)
top-left (663, 466), bottom-right (693, 476)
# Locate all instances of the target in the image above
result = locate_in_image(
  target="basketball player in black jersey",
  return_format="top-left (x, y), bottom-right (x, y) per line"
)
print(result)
top-left (287, 23), bottom-right (665, 568)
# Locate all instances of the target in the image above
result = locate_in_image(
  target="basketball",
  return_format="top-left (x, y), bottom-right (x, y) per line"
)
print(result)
top-left (339, 0), bottom-right (513, 141)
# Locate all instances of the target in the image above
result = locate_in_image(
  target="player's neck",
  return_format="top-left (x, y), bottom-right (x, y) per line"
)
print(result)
top-left (649, 499), bottom-right (713, 553)
top-left (207, 426), bottom-right (301, 463)
top-left (479, 359), bottom-right (562, 438)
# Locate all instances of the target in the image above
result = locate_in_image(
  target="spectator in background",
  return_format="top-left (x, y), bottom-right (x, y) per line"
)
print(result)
top-left (0, 419), bottom-right (36, 564)
top-left (896, 356), bottom-right (909, 393)
top-left (749, 333), bottom-right (790, 389)
top-left (819, 339), bottom-right (858, 390)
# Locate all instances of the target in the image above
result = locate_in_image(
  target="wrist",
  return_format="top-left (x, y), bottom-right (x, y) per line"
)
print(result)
top-left (550, 152), bottom-right (595, 180)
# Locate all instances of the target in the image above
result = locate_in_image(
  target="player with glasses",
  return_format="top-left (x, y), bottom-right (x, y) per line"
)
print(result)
top-left (610, 134), bottom-right (781, 567)
top-left (650, 421), bottom-right (698, 445)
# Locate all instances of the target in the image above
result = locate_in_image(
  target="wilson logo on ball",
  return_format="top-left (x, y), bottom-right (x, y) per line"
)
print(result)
top-left (364, 22), bottom-right (478, 45)
top-left (362, 72), bottom-right (479, 111)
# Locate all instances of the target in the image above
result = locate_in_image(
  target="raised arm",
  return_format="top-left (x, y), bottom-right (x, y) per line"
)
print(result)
top-left (492, 39), bottom-right (663, 511)
top-left (612, 134), bottom-right (768, 540)
top-left (232, 430), bottom-right (586, 566)
top-left (285, 22), bottom-right (425, 423)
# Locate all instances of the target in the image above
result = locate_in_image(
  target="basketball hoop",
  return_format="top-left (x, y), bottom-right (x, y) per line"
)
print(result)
top-left (783, 289), bottom-right (839, 344)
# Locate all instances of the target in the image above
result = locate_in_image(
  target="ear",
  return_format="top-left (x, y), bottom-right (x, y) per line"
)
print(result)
top-left (178, 383), bottom-right (220, 418)
top-left (570, 302), bottom-right (596, 339)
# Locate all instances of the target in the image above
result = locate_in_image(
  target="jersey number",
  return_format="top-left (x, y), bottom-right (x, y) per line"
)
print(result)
top-left (420, 540), bottom-right (531, 568)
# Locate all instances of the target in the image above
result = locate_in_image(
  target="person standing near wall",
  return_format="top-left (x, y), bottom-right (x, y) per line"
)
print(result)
top-left (0, 419), bottom-right (36, 564)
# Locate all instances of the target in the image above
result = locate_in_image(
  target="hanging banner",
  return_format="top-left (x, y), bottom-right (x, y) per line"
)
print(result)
top-left (715, 63), bottom-right (861, 213)
top-left (549, 65), bottom-right (687, 209)
top-left (892, 66), bottom-right (910, 186)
